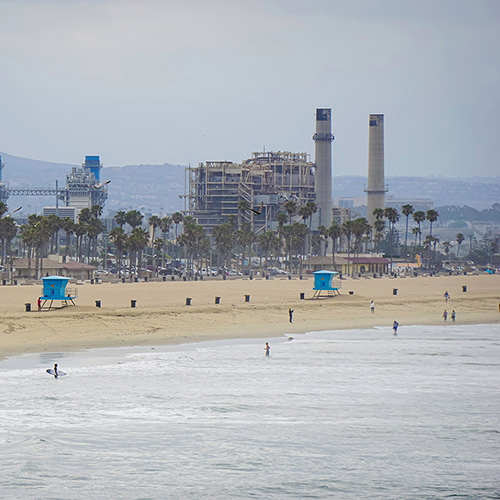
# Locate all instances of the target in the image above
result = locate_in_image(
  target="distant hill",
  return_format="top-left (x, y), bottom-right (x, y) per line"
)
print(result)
top-left (1, 152), bottom-right (498, 216)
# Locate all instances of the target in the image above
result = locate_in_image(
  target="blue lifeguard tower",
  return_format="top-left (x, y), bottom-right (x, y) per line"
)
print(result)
top-left (39, 276), bottom-right (78, 310)
top-left (312, 270), bottom-right (341, 298)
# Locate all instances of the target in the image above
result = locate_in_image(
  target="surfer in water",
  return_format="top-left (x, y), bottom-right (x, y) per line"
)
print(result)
top-left (265, 342), bottom-right (270, 357)
top-left (53, 363), bottom-right (59, 378)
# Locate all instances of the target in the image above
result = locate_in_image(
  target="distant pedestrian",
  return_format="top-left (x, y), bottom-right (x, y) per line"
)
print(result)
top-left (37, 297), bottom-right (41, 311)
top-left (444, 291), bottom-right (449, 302)
top-left (451, 310), bottom-right (456, 322)
top-left (288, 308), bottom-right (294, 323)
top-left (443, 309), bottom-right (448, 321)
top-left (265, 342), bottom-right (270, 357)
top-left (392, 320), bottom-right (399, 335)
top-left (370, 300), bottom-right (375, 313)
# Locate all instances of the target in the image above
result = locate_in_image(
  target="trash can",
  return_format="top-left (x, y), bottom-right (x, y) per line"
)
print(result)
top-left (393, 288), bottom-right (398, 295)
top-left (300, 293), bottom-right (305, 300)
top-left (95, 300), bottom-right (101, 308)
top-left (163, 276), bottom-right (167, 281)
top-left (186, 297), bottom-right (192, 306)
top-left (121, 278), bottom-right (126, 283)
top-left (25, 303), bottom-right (31, 312)
top-left (144, 276), bottom-right (148, 282)
top-left (462, 285), bottom-right (467, 292)
top-left (288, 275), bottom-right (292, 280)
top-left (134, 277), bottom-right (138, 283)
top-left (215, 296), bottom-right (221, 304)
top-left (171, 276), bottom-right (175, 281)
top-left (244, 295), bottom-right (250, 302)
top-left (349, 291), bottom-right (354, 295)
top-left (131, 300), bottom-right (137, 308)
top-left (91, 279), bottom-right (94, 284)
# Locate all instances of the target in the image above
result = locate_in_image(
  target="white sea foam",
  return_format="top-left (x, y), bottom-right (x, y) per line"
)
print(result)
top-left (0, 324), bottom-right (499, 499)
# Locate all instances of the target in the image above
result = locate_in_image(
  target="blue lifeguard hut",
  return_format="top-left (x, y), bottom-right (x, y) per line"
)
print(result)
top-left (312, 270), bottom-right (341, 298)
top-left (39, 276), bottom-right (78, 310)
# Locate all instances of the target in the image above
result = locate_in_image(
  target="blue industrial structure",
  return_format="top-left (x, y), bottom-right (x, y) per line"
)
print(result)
top-left (0, 156), bottom-right (108, 210)
top-left (312, 270), bottom-right (341, 298)
top-left (39, 276), bottom-right (77, 310)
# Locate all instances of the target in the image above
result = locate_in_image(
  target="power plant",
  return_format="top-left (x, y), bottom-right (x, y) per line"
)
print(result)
top-left (365, 114), bottom-right (387, 225)
top-left (187, 108), bottom-right (334, 234)
top-left (0, 155), bottom-right (109, 220)
top-left (187, 150), bottom-right (316, 233)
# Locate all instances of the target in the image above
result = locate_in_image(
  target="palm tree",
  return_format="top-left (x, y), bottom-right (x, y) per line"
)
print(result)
top-left (237, 222), bottom-right (255, 274)
top-left (426, 209), bottom-right (439, 238)
top-left (148, 215), bottom-right (161, 269)
top-left (284, 200), bottom-right (297, 225)
top-left (258, 231), bottom-right (279, 267)
top-left (158, 217), bottom-right (172, 272)
top-left (62, 217), bottom-right (76, 256)
top-left (328, 222), bottom-right (341, 271)
top-left (128, 227), bottom-right (149, 279)
top-left (341, 219), bottom-right (356, 277)
top-left (109, 227), bottom-right (127, 277)
top-left (401, 204), bottom-right (414, 260)
top-left (299, 201), bottom-right (317, 256)
top-left (456, 233), bottom-right (465, 260)
top-left (442, 241), bottom-right (451, 261)
top-left (0, 217), bottom-right (18, 274)
top-left (412, 226), bottom-right (421, 248)
top-left (373, 219), bottom-right (386, 252)
top-left (238, 200), bottom-right (250, 230)
top-left (213, 222), bottom-right (235, 270)
top-left (373, 207), bottom-right (385, 221)
top-left (318, 225), bottom-right (329, 256)
top-left (114, 210), bottom-right (127, 228)
top-left (413, 211), bottom-right (426, 247)
top-left (125, 210), bottom-right (143, 230)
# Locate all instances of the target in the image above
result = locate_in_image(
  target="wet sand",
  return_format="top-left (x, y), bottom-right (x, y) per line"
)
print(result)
top-left (0, 274), bottom-right (498, 360)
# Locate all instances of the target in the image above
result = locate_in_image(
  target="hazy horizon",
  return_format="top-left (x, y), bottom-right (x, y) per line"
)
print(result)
top-left (1, 0), bottom-right (499, 179)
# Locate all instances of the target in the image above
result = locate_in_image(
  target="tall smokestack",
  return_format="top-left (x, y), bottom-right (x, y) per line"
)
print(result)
top-left (313, 108), bottom-right (334, 229)
top-left (366, 114), bottom-right (386, 226)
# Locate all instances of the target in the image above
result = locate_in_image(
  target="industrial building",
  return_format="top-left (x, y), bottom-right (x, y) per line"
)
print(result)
top-left (187, 150), bottom-right (316, 233)
top-left (0, 155), bottom-right (108, 219)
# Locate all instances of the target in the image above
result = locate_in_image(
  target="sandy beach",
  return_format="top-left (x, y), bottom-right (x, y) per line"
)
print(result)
top-left (0, 274), bottom-right (498, 360)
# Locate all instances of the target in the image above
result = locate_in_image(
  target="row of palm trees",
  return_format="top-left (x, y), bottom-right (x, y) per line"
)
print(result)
top-left (0, 197), bottom-right (449, 280)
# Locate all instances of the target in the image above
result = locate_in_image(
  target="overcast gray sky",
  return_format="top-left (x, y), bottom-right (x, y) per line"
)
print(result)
top-left (0, 0), bottom-right (498, 178)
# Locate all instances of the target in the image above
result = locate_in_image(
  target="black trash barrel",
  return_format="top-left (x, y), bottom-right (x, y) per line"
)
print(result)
top-left (25, 303), bottom-right (31, 312)
top-left (95, 300), bottom-right (101, 308)
top-left (300, 293), bottom-right (305, 300)
top-left (131, 300), bottom-right (137, 308)
top-left (215, 296), bottom-right (221, 304)
top-left (186, 297), bottom-right (192, 306)
top-left (244, 295), bottom-right (250, 302)
top-left (462, 285), bottom-right (467, 292)
top-left (121, 277), bottom-right (126, 283)
top-left (393, 288), bottom-right (398, 295)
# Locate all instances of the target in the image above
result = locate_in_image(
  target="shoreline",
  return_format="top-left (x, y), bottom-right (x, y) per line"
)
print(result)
top-left (1, 274), bottom-right (498, 361)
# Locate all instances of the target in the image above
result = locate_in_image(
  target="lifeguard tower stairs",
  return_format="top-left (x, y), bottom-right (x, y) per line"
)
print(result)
top-left (312, 270), bottom-right (341, 298)
top-left (39, 276), bottom-right (78, 310)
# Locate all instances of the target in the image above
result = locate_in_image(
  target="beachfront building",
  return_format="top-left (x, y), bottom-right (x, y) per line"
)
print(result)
top-left (13, 255), bottom-right (96, 280)
top-left (304, 254), bottom-right (389, 275)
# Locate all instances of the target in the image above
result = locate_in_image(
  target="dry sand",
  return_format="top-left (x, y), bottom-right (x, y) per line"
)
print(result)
top-left (0, 274), bottom-right (499, 360)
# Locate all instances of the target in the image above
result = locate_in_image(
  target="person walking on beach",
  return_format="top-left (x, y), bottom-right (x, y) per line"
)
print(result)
top-left (288, 308), bottom-right (294, 323)
top-left (451, 310), bottom-right (456, 322)
top-left (392, 320), bottom-right (399, 335)
top-left (370, 300), bottom-right (375, 313)
top-left (37, 297), bottom-right (41, 311)
top-left (444, 291), bottom-right (449, 302)
top-left (443, 309), bottom-right (448, 321)
top-left (265, 342), bottom-right (270, 357)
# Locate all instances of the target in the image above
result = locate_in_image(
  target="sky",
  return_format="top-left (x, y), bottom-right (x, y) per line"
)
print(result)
top-left (0, 0), bottom-right (499, 178)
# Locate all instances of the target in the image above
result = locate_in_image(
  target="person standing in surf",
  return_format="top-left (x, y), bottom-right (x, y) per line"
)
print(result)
top-left (392, 320), bottom-right (399, 335)
top-left (265, 342), bottom-right (270, 357)
top-left (53, 363), bottom-right (59, 378)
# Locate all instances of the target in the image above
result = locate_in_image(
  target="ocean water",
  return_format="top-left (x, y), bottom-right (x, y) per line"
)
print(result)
top-left (0, 324), bottom-right (499, 500)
